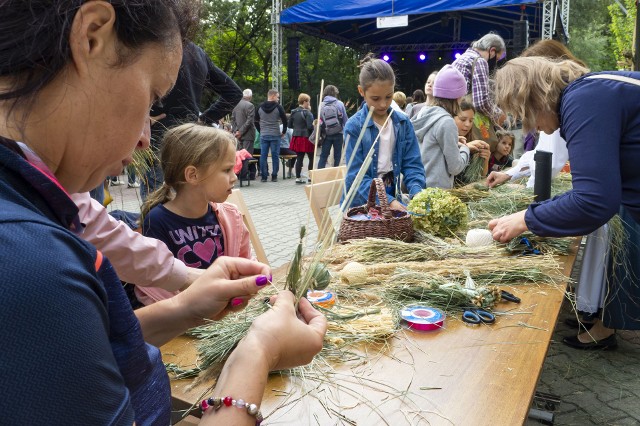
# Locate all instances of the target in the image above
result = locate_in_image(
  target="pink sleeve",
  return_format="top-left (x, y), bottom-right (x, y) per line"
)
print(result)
top-left (72, 192), bottom-right (188, 291)
top-left (238, 219), bottom-right (253, 260)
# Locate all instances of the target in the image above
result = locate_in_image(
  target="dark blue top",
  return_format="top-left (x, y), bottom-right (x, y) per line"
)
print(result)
top-left (0, 138), bottom-right (170, 425)
top-left (525, 71), bottom-right (640, 236)
top-left (142, 203), bottom-right (224, 269)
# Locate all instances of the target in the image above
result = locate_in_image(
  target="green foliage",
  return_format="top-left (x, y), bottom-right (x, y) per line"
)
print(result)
top-left (568, 0), bottom-right (617, 71)
top-left (191, 0), bottom-right (362, 116)
top-left (282, 32), bottom-right (361, 114)
top-left (608, 0), bottom-right (636, 69)
top-left (407, 188), bottom-right (468, 237)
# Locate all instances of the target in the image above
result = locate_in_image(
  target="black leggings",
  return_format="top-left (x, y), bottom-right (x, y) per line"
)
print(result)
top-left (295, 151), bottom-right (314, 178)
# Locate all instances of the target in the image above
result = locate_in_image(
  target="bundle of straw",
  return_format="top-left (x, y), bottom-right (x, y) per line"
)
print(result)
top-left (503, 233), bottom-right (574, 256)
top-left (460, 155), bottom-right (487, 185)
top-left (325, 232), bottom-right (502, 265)
top-left (341, 254), bottom-right (565, 286)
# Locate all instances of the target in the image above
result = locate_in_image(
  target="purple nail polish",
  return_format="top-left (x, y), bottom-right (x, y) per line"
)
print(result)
top-left (269, 274), bottom-right (273, 282)
top-left (256, 275), bottom-right (268, 286)
top-left (231, 298), bottom-right (243, 307)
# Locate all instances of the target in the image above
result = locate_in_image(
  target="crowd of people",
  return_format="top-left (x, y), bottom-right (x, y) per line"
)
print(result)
top-left (2, 1), bottom-right (639, 424)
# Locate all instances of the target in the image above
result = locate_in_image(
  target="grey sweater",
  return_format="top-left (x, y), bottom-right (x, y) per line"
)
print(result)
top-left (411, 105), bottom-right (470, 189)
top-left (255, 101), bottom-right (287, 137)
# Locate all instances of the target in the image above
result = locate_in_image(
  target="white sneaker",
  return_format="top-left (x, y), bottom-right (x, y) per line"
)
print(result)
top-left (127, 182), bottom-right (140, 188)
top-left (110, 178), bottom-right (125, 186)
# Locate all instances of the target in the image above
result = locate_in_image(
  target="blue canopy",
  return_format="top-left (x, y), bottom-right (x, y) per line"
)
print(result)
top-left (281, 0), bottom-right (542, 52)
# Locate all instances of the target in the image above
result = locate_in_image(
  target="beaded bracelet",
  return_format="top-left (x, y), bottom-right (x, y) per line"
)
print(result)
top-left (201, 396), bottom-right (263, 425)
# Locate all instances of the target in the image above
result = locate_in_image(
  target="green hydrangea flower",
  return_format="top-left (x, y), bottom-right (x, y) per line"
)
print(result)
top-left (407, 188), bottom-right (468, 237)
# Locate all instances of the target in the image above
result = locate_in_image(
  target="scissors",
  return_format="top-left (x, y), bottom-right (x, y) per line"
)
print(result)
top-left (501, 290), bottom-right (521, 303)
top-left (520, 237), bottom-right (541, 256)
top-left (462, 307), bottom-right (496, 325)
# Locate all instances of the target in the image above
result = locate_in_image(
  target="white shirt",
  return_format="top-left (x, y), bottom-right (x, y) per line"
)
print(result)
top-left (375, 119), bottom-right (395, 177)
top-left (507, 129), bottom-right (568, 188)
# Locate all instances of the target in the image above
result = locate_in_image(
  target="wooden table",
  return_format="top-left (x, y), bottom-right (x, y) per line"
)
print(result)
top-left (162, 251), bottom-right (576, 425)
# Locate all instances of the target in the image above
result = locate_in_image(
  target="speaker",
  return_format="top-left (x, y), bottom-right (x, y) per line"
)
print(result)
top-left (287, 37), bottom-right (300, 91)
top-left (513, 20), bottom-right (529, 55)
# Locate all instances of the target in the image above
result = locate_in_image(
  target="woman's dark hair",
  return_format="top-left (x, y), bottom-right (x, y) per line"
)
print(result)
top-left (0, 0), bottom-right (201, 109)
top-left (459, 96), bottom-right (475, 113)
top-left (412, 89), bottom-right (426, 103)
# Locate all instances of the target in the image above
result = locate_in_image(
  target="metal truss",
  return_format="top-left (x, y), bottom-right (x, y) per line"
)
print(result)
top-left (542, 0), bottom-right (554, 40)
top-left (271, 0), bottom-right (282, 95)
top-left (560, 0), bottom-right (570, 40)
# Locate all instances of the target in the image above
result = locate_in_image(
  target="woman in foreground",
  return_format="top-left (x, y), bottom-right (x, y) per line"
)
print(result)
top-left (0, 1), bottom-right (326, 424)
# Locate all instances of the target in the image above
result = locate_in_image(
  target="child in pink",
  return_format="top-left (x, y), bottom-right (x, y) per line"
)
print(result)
top-left (137, 123), bottom-right (252, 305)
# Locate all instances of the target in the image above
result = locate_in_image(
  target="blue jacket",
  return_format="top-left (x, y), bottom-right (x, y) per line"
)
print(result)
top-left (0, 139), bottom-right (170, 425)
top-left (343, 103), bottom-right (426, 207)
top-left (525, 71), bottom-right (640, 236)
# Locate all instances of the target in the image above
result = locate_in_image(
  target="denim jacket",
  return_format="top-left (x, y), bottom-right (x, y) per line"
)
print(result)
top-left (343, 103), bottom-right (426, 208)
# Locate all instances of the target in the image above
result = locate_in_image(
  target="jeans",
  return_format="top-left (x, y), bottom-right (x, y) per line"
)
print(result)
top-left (89, 182), bottom-right (105, 205)
top-left (126, 164), bottom-right (137, 185)
top-left (318, 133), bottom-right (343, 168)
top-left (141, 160), bottom-right (164, 201)
top-left (260, 135), bottom-right (280, 179)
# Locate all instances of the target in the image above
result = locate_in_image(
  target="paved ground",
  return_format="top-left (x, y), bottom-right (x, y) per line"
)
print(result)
top-left (110, 170), bottom-right (640, 426)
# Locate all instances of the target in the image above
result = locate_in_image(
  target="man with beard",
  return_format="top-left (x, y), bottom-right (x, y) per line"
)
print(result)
top-left (452, 33), bottom-right (506, 129)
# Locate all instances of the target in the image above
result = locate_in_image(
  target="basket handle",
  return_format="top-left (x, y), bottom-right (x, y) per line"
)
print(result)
top-left (366, 178), bottom-right (393, 219)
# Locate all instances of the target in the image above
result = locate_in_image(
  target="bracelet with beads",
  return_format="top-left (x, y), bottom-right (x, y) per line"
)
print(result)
top-left (200, 395), bottom-right (263, 425)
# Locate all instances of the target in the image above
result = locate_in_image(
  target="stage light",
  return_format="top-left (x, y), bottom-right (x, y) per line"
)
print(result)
top-left (454, 52), bottom-right (462, 60)
top-left (382, 54), bottom-right (390, 62)
top-left (418, 53), bottom-right (426, 61)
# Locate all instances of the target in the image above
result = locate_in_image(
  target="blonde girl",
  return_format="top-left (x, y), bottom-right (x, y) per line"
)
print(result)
top-left (343, 54), bottom-right (426, 209)
top-left (137, 123), bottom-right (251, 304)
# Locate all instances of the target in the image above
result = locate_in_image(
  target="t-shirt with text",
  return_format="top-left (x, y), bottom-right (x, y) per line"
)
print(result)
top-left (142, 204), bottom-right (224, 269)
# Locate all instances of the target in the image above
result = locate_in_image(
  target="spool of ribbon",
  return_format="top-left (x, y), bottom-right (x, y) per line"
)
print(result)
top-left (307, 289), bottom-right (337, 308)
top-left (400, 305), bottom-right (445, 331)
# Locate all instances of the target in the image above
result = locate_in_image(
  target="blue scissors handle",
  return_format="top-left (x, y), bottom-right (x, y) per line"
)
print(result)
top-left (501, 290), bottom-right (521, 303)
top-left (520, 237), bottom-right (541, 256)
top-left (462, 308), bottom-right (496, 325)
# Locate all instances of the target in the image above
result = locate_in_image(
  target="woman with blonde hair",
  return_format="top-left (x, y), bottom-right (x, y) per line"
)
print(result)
top-left (489, 56), bottom-right (640, 349)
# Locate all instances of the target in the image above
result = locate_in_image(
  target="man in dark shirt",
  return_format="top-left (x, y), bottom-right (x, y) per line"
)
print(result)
top-left (254, 89), bottom-right (287, 182)
top-left (142, 41), bottom-right (242, 200)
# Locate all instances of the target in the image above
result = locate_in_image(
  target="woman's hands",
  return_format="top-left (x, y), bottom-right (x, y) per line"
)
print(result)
top-left (175, 257), bottom-right (271, 325)
top-left (241, 291), bottom-right (327, 371)
top-left (488, 210), bottom-right (528, 242)
top-left (486, 171), bottom-right (511, 188)
top-left (466, 139), bottom-right (490, 155)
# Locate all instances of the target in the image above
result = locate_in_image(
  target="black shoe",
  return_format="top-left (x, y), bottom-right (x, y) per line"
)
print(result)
top-left (564, 318), bottom-right (595, 330)
top-left (562, 333), bottom-right (617, 350)
top-left (271, 176), bottom-right (278, 182)
top-left (261, 178), bottom-right (267, 183)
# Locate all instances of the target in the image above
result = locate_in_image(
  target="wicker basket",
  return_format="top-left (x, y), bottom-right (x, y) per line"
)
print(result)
top-left (338, 178), bottom-right (414, 242)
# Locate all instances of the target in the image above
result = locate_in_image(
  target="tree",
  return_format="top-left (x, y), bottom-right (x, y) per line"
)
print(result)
top-left (608, 0), bottom-right (636, 70)
top-left (196, 0), bottom-right (273, 106)
top-left (568, 0), bottom-right (617, 71)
